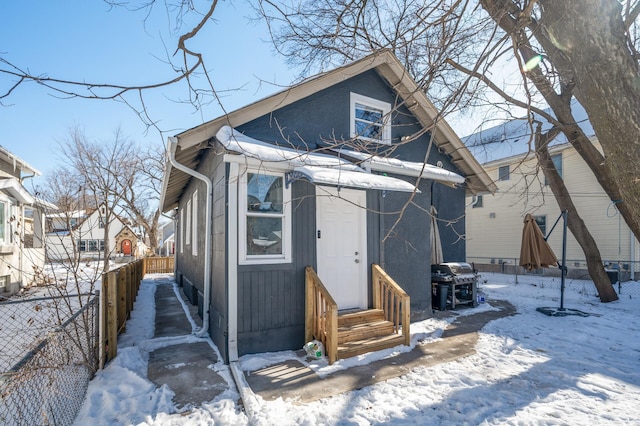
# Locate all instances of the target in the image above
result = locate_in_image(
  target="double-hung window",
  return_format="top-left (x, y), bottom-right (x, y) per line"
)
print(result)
top-left (192, 190), bottom-right (198, 256)
top-left (534, 215), bottom-right (547, 237)
top-left (545, 153), bottom-right (563, 185)
top-left (498, 165), bottom-right (510, 181)
top-left (239, 169), bottom-right (291, 264)
top-left (0, 201), bottom-right (5, 244)
top-left (179, 208), bottom-right (184, 254)
top-left (350, 93), bottom-right (392, 144)
top-left (186, 199), bottom-right (191, 246)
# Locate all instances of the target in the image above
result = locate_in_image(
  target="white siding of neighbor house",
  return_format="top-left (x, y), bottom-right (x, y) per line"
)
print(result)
top-left (45, 208), bottom-right (128, 261)
top-left (466, 139), bottom-right (639, 268)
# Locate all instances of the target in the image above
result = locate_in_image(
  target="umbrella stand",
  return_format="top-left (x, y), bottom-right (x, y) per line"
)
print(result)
top-left (544, 210), bottom-right (568, 310)
top-left (537, 210), bottom-right (590, 317)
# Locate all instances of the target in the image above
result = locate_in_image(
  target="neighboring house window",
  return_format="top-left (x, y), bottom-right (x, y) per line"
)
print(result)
top-left (99, 216), bottom-right (106, 229)
top-left (186, 199), bottom-right (191, 246)
top-left (498, 165), bottom-right (510, 181)
top-left (0, 200), bottom-right (5, 243)
top-left (0, 275), bottom-right (8, 292)
top-left (239, 169), bottom-right (291, 264)
top-left (70, 217), bottom-right (77, 229)
top-left (192, 190), bottom-right (198, 256)
top-left (180, 208), bottom-right (184, 254)
top-left (534, 215), bottom-right (547, 237)
top-left (350, 93), bottom-right (392, 144)
top-left (545, 153), bottom-right (563, 185)
top-left (78, 239), bottom-right (105, 252)
top-left (473, 195), bottom-right (483, 208)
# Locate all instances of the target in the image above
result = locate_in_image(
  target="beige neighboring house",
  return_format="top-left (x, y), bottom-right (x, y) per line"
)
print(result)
top-left (464, 105), bottom-right (639, 279)
top-left (45, 204), bottom-right (146, 261)
top-left (0, 147), bottom-right (51, 296)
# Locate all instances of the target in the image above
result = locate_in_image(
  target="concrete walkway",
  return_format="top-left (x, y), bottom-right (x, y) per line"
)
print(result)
top-left (144, 276), bottom-right (516, 408)
top-left (243, 300), bottom-right (517, 404)
top-left (145, 279), bottom-right (228, 409)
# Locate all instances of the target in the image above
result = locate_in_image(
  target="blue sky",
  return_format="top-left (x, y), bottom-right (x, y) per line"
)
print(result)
top-left (1, 1), bottom-right (296, 187)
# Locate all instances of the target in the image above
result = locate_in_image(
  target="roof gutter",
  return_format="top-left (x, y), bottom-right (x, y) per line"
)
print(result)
top-left (167, 136), bottom-right (212, 338)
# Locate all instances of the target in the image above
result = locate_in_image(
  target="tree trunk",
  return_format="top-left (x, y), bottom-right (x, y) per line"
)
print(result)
top-left (535, 0), bottom-right (640, 243)
top-left (536, 129), bottom-right (618, 302)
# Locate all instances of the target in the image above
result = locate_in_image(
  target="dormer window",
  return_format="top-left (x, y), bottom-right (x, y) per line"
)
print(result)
top-left (350, 93), bottom-right (391, 144)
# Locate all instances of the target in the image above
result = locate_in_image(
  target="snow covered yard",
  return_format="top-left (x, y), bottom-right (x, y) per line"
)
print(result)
top-left (73, 273), bottom-right (640, 425)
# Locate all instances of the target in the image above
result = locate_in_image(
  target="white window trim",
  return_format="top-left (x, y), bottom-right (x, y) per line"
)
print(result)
top-left (0, 199), bottom-right (6, 245)
top-left (238, 167), bottom-right (292, 265)
top-left (192, 190), bottom-right (198, 256)
top-left (186, 199), bottom-right (191, 246)
top-left (350, 92), bottom-right (392, 145)
top-left (179, 208), bottom-right (184, 254)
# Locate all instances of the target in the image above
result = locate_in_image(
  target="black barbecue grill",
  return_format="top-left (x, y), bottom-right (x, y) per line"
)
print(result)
top-left (431, 262), bottom-right (478, 310)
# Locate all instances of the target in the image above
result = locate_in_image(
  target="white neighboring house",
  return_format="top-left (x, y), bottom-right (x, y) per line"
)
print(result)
top-left (158, 220), bottom-right (175, 256)
top-left (0, 146), bottom-right (52, 296)
top-left (45, 204), bottom-right (145, 261)
top-left (464, 103), bottom-right (639, 279)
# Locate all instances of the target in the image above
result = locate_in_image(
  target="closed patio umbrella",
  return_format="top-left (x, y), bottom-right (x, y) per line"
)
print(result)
top-left (430, 205), bottom-right (443, 265)
top-left (519, 213), bottom-right (558, 271)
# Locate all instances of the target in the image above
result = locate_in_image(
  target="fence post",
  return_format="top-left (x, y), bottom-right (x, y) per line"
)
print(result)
top-left (126, 264), bottom-right (134, 317)
top-left (106, 271), bottom-right (118, 361)
top-left (117, 269), bottom-right (127, 333)
top-left (99, 276), bottom-right (106, 369)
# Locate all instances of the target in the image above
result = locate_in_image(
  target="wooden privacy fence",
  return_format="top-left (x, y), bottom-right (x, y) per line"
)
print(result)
top-left (143, 256), bottom-right (175, 274)
top-left (100, 257), bottom-right (174, 368)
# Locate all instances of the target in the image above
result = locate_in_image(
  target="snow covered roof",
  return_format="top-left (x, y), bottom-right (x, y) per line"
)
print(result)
top-left (0, 178), bottom-right (35, 204)
top-left (293, 165), bottom-right (418, 193)
top-left (463, 101), bottom-right (594, 165)
top-left (217, 126), bottom-right (362, 171)
top-left (217, 126), bottom-right (419, 193)
top-left (333, 149), bottom-right (465, 188)
top-left (0, 145), bottom-right (41, 176)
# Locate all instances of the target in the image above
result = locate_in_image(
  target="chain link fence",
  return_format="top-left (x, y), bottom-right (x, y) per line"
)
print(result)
top-left (468, 257), bottom-right (640, 298)
top-left (0, 293), bottom-right (100, 425)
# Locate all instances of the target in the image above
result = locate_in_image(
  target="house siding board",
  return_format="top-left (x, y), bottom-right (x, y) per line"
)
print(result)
top-left (466, 140), bottom-right (639, 267)
top-left (431, 183), bottom-right (466, 261)
top-left (235, 181), bottom-right (314, 356)
top-left (210, 155), bottom-right (228, 358)
top-left (236, 70), bottom-right (409, 149)
top-left (379, 176), bottom-right (432, 319)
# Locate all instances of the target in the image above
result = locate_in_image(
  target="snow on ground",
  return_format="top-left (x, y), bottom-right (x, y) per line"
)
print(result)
top-left (73, 273), bottom-right (640, 425)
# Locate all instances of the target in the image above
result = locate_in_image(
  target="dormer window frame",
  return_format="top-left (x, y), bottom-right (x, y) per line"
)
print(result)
top-left (350, 92), bottom-right (392, 145)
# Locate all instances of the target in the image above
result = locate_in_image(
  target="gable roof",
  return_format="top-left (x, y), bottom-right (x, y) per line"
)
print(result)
top-left (463, 100), bottom-right (594, 165)
top-left (160, 50), bottom-right (496, 212)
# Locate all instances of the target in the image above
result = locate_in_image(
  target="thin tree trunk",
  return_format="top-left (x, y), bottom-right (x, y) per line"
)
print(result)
top-left (536, 127), bottom-right (618, 302)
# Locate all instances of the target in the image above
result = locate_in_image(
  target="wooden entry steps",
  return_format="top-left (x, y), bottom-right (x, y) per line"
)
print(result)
top-left (305, 265), bottom-right (410, 364)
top-left (337, 309), bottom-right (406, 359)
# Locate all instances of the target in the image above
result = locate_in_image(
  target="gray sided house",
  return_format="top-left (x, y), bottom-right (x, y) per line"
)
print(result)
top-left (160, 50), bottom-right (495, 363)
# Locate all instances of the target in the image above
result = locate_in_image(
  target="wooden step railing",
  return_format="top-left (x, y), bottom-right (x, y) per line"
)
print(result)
top-left (304, 266), bottom-right (338, 364)
top-left (372, 264), bottom-right (410, 346)
top-left (305, 264), bottom-right (411, 364)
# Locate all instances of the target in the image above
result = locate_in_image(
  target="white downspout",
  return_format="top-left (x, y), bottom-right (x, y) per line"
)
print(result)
top-left (167, 137), bottom-right (212, 337)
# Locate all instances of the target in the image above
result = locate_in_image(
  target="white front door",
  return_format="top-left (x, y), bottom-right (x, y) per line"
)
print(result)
top-left (316, 186), bottom-right (367, 310)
